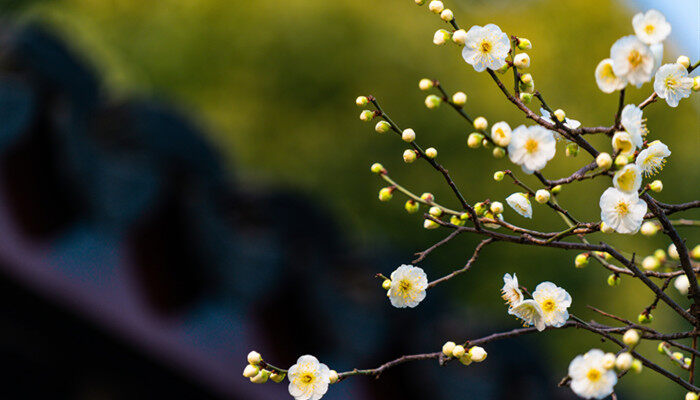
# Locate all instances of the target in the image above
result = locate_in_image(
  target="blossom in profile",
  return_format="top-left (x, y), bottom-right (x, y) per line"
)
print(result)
top-left (506, 193), bottom-right (533, 219)
top-left (568, 349), bottom-right (618, 399)
top-left (612, 164), bottom-right (642, 193)
top-left (632, 9), bottom-right (671, 45)
top-left (288, 355), bottom-right (331, 400)
top-left (595, 59), bottom-right (626, 93)
top-left (490, 121), bottom-right (512, 147)
top-left (507, 125), bottom-right (556, 174)
top-left (620, 104), bottom-right (647, 148)
top-left (636, 140), bottom-right (670, 176)
top-left (654, 63), bottom-right (693, 107)
top-left (508, 299), bottom-right (545, 331)
top-left (611, 131), bottom-right (635, 156)
top-left (540, 108), bottom-right (581, 130)
top-left (532, 282), bottom-right (571, 328)
top-left (599, 188), bottom-right (647, 234)
top-left (388, 265), bottom-right (428, 308)
top-left (461, 24), bottom-right (510, 72)
top-left (501, 273), bottom-right (524, 308)
top-left (610, 35), bottom-right (654, 87)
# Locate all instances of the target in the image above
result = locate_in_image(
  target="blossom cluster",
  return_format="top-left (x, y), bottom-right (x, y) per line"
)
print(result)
top-left (502, 274), bottom-right (572, 331)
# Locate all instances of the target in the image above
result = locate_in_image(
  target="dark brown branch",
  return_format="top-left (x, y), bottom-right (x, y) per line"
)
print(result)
top-left (413, 229), bottom-right (463, 264)
top-left (427, 238), bottom-right (494, 288)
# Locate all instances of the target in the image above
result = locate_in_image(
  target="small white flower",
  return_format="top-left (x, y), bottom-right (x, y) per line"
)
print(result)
top-left (501, 273), bottom-right (524, 308)
top-left (636, 140), bottom-right (670, 176)
top-left (595, 58), bottom-right (626, 93)
top-left (610, 35), bottom-right (654, 87)
top-left (388, 265), bottom-right (428, 308)
top-left (612, 131), bottom-right (635, 156)
top-left (508, 299), bottom-right (545, 331)
top-left (599, 188), bottom-right (648, 234)
top-left (654, 63), bottom-right (693, 107)
top-left (490, 121), bottom-right (512, 147)
top-left (568, 349), bottom-right (618, 399)
top-left (507, 125), bottom-right (557, 173)
top-left (461, 24), bottom-right (510, 72)
top-left (674, 274), bottom-right (690, 295)
top-left (506, 192), bottom-right (533, 219)
top-left (540, 108), bottom-right (581, 133)
top-left (288, 355), bottom-right (331, 400)
top-left (612, 164), bottom-right (642, 193)
top-left (632, 9), bottom-right (671, 45)
top-left (620, 104), bottom-right (647, 148)
top-left (532, 281), bottom-right (572, 328)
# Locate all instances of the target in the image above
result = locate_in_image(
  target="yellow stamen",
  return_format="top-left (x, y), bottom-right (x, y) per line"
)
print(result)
top-left (542, 299), bottom-right (556, 312)
top-left (644, 24), bottom-right (655, 34)
top-left (480, 41), bottom-right (491, 53)
top-left (587, 368), bottom-right (602, 382)
top-left (525, 138), bottom-right (539, 153)
top-left (615, 201), bottom-right (629, 216)
top-left (628, 50), bottom-right (642, 67)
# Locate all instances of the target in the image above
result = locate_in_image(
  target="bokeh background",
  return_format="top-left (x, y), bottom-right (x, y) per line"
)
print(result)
top-left (0, 0), bottom-right (697, 398)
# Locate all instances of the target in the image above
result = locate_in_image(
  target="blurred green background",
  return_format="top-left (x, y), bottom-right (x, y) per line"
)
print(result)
top-left (13, 0), bottom-right (699, 397)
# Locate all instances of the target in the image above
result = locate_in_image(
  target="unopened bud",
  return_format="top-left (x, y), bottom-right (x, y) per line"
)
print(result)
top-left (474, 116), bottom-right (488, 131)
top-left (490, 201), bottom-right (504, 214)
top-left (378, 187), bottom-right (394, 201)
top-left (677, 55), bottom-right (691, 69)
top-left (474, 202), bottom-right (487, 216)
top-left (630, 359), bottom-right (643, 374)
top-left (424, 218), bottom-right (439, 229)
top-left (642, 255), bottom-right (660, 270)
top-left (513, 53), bottom-right (530, 69)
top-left (355, 96), bottom-right (368, 106)
top-left (450, 215), bottom-right (465, 226)
top-left (614, 154), bottom-right (629, 167)
top-left (452, 91), bottom-right (467, 105)
top-left (425, 147), bottom-right (438, 158)
top-left (607, 274), bottom-right (620, 286)
top-left (520, 73), bottom-right (533, 85)
top-left (425, 94), bottom-right (442, 109)
top-left (596, 152), bottom-right (613, 169)
top-left (270, 371), bottom-right (286, 383)
top-left (403, 149), bottom-right (417, 163)
top-left (694, 76), bottom-right (700, 91)
top-left (250, 369), bottom-right (270, 384)
top-left (638, 312), bottom-right (653, 324)
top-left (534, 189), bottom-right (550, 204)
top-left (429, 206), bottom-right (443, 217)
top-left (468, 133), bottom-right (484, 148)
top-left (370, 163), bottom-right (385, 174)
top-left (615, 352), bottom-right (633, 371)
top-left (516, 37), bottom-right (532, 50)
top-left (375, 120), bottom-right (391, 133)
top-left (469, 346), bottom-right (487, 362)
top-left (428, 0), bottom-right (444, 13)
top-left (433, 29), bottom-right (451, 45)
top-left (600, 221), bottom-right (614, 234)
top-left (360, 110), bottom-right (374, 122)
top-left (686, 392), bottom-right (699, 400)
top-left (519, 92), bottom-right (533, 103)
top-left (640, 221), bottom-right (658, 236)
top-left (623, 329), bottom-right (640, 347)
top-left (692, 245), bottom-right (700, 260)
top-left (382, 279), bottom-right (392, 290)
top-left (402, 128), bottom-right (416, 142)
top-left (493, 171), bottom-right (505, 181)
top-left (553, 109), bottom-right (566, 122)
top-left (492, 147), bottom-right (506, 158)
top-left (551, 185), bottom-right (562, 195)
top-left (669, 244), bottom-right (679, 260)
top-left (440, 9), bottom-right (453, 21)
top-left (575, 253), bottom-right (589, 268)
top-left (421, 192), bottom-right (435, 203)
top-left (405, 200), bottom-right (420, 214)
top-left (602, 353), bottom-right (616, 370)
top-left (442, 341), bottom-right (456, 356)
top-left (247, 351), bottom-right (262, 365)
top-left (451, 345), bottom-right (466, 358)
top-left (565, 143), bottom-right (579, 157)
top-left (243, 364), bottom-right (260, 378)
top-left (452, 29), bottom-right (467, 45)
top-left (649, 180), bottom-right (663, 192)
top-left (419, 78), bottom-right (434, 91)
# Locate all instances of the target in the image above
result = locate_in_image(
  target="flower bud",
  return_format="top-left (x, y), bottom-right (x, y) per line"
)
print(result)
top-left (424, 218), bottom-right (439, 229)
top-left (459, 354), bottom-right (473, 365)
top-left (669, 244), bottom-right (679, 260)
top-left (402, 128), bottom-right (416, 142)
top-left (469, 346), bottom-right (487, 362)
top-left (675, 275), bottom-right (690, 295)
top-left (405, 199), bottom-right (420, 214)
top-left (474, 202), bottom-right (487, 216)
top-left (623, 329), bottom-right (640, 347)
top-left (425, 147), bottom-right (438, 158)
top-left (519, 92), bottom-right (533, 103)
top-left (602, 353), bottom-right (616, 370)
top-left (375, 120), bottom-right (391, 133)
top-left (355, 96), bottom-right (368, 106)
top-left (419, 78), bottom-right (434, 91)
top-left (492, 147), bottom-right (506, 158)
top-left (693, 245), bottom-right (700, 260)
top-left (654, 249), bottom-right (666, 262)
top-left (673, 352), bottom-right (684, 361)
top-left (565, 143), bottom-right (579, 157)
top-left (452, 345), bottom-right (466, 358)
top-left (378, 187), bottom-right (394, 201)
top-left (467, 133), bottom-right (484, 148)
top-left (596, 152), bottom-right (613, 169)
top-left (481, 138), bottom-right (491, 148)
top-left (243, 364), bottom-right (260, 378)
top-left (615, 352), bottom-right (633, 371)
top-left (421, 192), bottom-right (435, 203)
top-left (433, 29), bottom-right (451, 45)
top-left (493, 171), bottom-right (505, 181)
top-left (442, 341), bottom-right (456, 356)
top-left (575, 253), bottom-right (589, 268)
top-left (496, 63), bottom-right (510, 74)
top-left (474, 116), bottom-right (488, 131)
top-left (425, 94), bottom-right (442, 109)
top-left (415, 0), bottom-right (426, 4)
top-left (270, 371), bottom-right (286, 383)
top-left (247, 351), bottom-right (262, 365)
top-left (638, 312), bottom-right (653, 324)
top-left (677, 55), bottom-right (691, 68)
top-left (452, 29), bottom-right (467, 45)
top-left (657, 342), bottom-right (668, 353)
top-left (452, 91), bottom-right (467, 105)
top-left (649, 180), bottom-right (663, 192)
top-left (516, 37), bottom-right (532, 50)
top-left (450, 215), bottom-right (465, 226)
top-left (534, 189), bottom-right (550, 204)
top-left (694, 76), bottom-right (700, 91)
top-left (686, 392), bottom-right (699, 400)
top-left (640, 221), bottom-right (658, 236)
top-left (513, 53), bottom-right (530, 69)
top-left (553, 109), bottom-right (566, 122)
top-left (519, 80), bottom-right (535, 93)
top-left (403, 149), bottom-right (417, 163)
top-left (599, 221), bottom-right (614, 234)
top-left (440, 9), bottom-right (453, 21)
top-left (371, 163), bottom-right (385, 174)
top-left (614, 154), bottom-right (628, 167)
top-left (428, 0), bottom-right (444, 13)
top-left (382, 279), bottom-right (392, 290)
top-left (520, 73), bottom-right (533, 85)
top-left (429, 206), bottom-right (443, 217)
top-left (490, 201), bottom-right (504, 214)
top-left (630, 359), bottom-right (643, 374)
top-left (642, 255), bottom-right (660, 271)
top-left (360, 110), bottom-right (374, 122)
top-left (551, 185), bottom-right (562, 195)
top-left (250, 369), bottom-right (270, 384)
top-left (607, 274), bottom-right (620, 286)
top-left (328, 369), bottom-right (338, 384)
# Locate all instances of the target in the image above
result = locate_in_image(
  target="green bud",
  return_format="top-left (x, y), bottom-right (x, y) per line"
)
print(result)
top-left (375, 120), bottom-right (391, 133)
top-left (649, 180), bottom-right (663, 192)
top-left (429, 206), bottom-right (443, 217)
top-left (492, 147), bottom-right (506, 158)
top-left (382, 279), bottom-right (392, 290)
top-left (551, 185), bottom-right (562, 195)
top-left (378, 187), bottom-right (393, 202)
top-left (607, 274), bottom-right (620, 287)
top-left (474, 202), bottom-right (487, 216)
top-left (270, 372), bottom-right (286, 383)
top-left (493, 171), bottom-right (505, 181)
top-left (517, 37), bottom-right (532, 50)
top-left (467, 133), bottom-right (484, 148)
top-left (360, 110), bottom-right (374, 122)
top-left (657, 342), bottom-right (667, 354)
top-left (575, 253), bottom-right (589, 268)
top-left (638, 312), bottom-right (653, 324)
top-left (405, 200), bottom-right (419, 214)
top-left (654, 249), bottom-right (667, 262)
top-left (565, 143), bottom-right (579, 157)
top-left (459, 212), bottom-right (469, 220)
top-left (519, 92), bottom-right (533, 104)
top-left (425, 94), bottom-right (442, 109)
top-left (630, 359), bottom-right (643, 374)
top-left (370, 163), bottom-right (385, 174)
top-left (450, 215), bottom-right (466, 226)
top-left (692, 245), bottom-right (700, 260)
top-left (481, 138), bottom-right (491, 148)
top-left (420, 192), bottom-right (435, 203)
top-left (355, 96), bottom-right (369, 106)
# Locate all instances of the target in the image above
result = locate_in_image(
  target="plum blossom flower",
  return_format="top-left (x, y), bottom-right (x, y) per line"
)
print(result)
top-left (636, 140), bottom-right (670, 176)
top-left (612, 164), bottom-right (642, 193)
top-left (501, 273), bottom-right (524, 308)
top-left (594, 59), bottom-right (626, 93)
top-left (461, 24), bottom-right (510, 72)
top-left (532, 282), bottom-right (571, 328)
top-left (540, 108), bottom-right (581, 130)
top-left (507, 125), bottom-right (556, 173)
top-left (387, 265), bottom-right (428, 308)
top-left (610, 35), bottom-right (654, 87)
top-left (599, 188), bottom-right (647, 234)
top-left (632, 9), bottom-right (671, 45)
top-left (612, 131), bottom-right (635, 156)
top-left (568, 349), bottom-right (618, 399)
top-left (620, 104), bottom-right (647, 148)
top-left (654, 63), bottom-right (693, 107)
top-left (288, 355), bottom-right (331, 400)
top-left (508, 299), bottom-right (545, 331)
top-left (506, 192), bottom-right (533, 219)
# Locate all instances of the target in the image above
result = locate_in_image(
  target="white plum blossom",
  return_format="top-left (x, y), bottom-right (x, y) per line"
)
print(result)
top-left (595, 59), bottom-right (626, 93)
top-left (612, 164), bottom-right (642, 193)
top-left (507, 125), bottom-right (556, 173)
top-left (654, 63), bottom-right (693, 107)
top-left (540, 108), bottom-right (581, 131)
top-left (610, 35), bottom-right (654, 87)
top-left (461, 24), bottom-right (510, 72)
top-left (599, 188), bottom-right (647, 234)
top-left (506, 192), bottom-right (533, 219)
top-left (636, 140), bottom-right (670, 176)
top-left (288, 355), bottom-right (331, 400)
top-left (620, 104), bottom-right (647, 148)
top-left (491, 121), bottom-right (512, 147)
top-left (674, 274), bottom-right (690, 295)
top-left (501, 273), bottom-right (524, 308)
top-left (568, 349), bottom-right (618, 399)
top-left (387, 265), bottom-right (428, 308)
top-left (632, 9), bottom-right (671, 45)
top-left (532, 282), bottom-right (572, 328)
top-left (612, 131), bottom-right (635, 156)
top-left (508, 299), bottom-right (545, 331)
